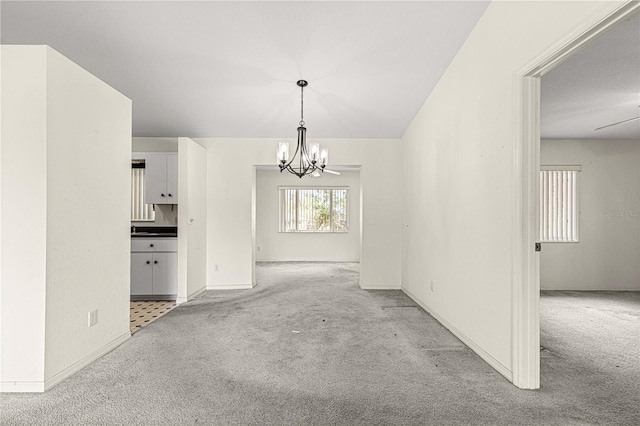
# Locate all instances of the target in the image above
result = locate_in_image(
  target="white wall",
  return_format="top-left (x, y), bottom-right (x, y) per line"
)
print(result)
top-left (199, 138), bottom-right (401, 290)
top-left (400, 1), bottom-right (618, 381)
top-left (177, 138), bottom-right (208, 302)
top-left (256, 169), bottom-right (361, 262)
top-left (1, 46), bottom-right (132, 391)
top-left (132, 137), bottom-right (178, 153)
top-left (1, 45), bottom-right (48, 388)
top-left (540, 139), bottom-right (640, 290)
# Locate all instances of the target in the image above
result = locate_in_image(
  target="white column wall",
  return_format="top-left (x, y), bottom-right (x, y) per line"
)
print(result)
top-left (177, 137), bottom-right (208, 302)
top-left (401, 1), bottom-right (618, 378)
top-left (1, 46), bottom-right (48, 388)
top-left (43, 47), bottom-right (132, 383)
top-left (1, 46), bottom-right (132, 391)
top-left (199, 138), bottom-right (401, 290)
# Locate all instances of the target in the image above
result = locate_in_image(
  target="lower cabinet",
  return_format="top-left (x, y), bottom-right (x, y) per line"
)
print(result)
top-left (131, 238), bottom-right (178, 300)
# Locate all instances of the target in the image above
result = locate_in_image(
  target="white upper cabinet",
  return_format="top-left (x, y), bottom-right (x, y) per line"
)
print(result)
top-left (145, 153), bottom-right (178, 204)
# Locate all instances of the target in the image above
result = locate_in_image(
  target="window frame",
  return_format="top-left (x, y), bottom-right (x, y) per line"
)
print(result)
top-left (131, 160), bottom-right (155, 222)
top-left (539, 165), bottom-right (581, 243)
top-left (279, 186), bottom-right (350, 233)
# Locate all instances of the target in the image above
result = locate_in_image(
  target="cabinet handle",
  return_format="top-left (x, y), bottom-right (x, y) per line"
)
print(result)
top-left (150, 244), bottom-right (154, 247)
top-left (146, 261), bottom-right (150, 264)
top-left (161, 193), bottom-right (165, 197)
top-left (168, 194), bottom-right (172, 197)
top-left (154, 260), bottom-right (158, 264)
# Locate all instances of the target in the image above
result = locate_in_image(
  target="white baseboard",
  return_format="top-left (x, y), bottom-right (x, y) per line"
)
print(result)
top-left (188, 286), bottom-right (207, 300)
top-left (401, 286), bottom-right (513, 382)
top-left (207, 283), bottom-right (254, 290)
top-left (0, 381), bottom-right (45, 393)
top-left (1, 331), bottom-right (130, 393)
top-left (541, 288), bottom-right (640, 291)
top-left (359, 283), bottom-right (401, 290)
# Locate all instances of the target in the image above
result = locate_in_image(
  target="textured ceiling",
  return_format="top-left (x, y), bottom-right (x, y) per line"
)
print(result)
top-left (0, 1), bottom-right (489, 138)
top-left (541, 13), bottom-right (640, 140)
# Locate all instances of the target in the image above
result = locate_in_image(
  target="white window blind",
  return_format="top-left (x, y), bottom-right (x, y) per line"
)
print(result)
top-left (539, 170), bottom-right (579, 242)
top-left (280, 187), bottom-right (349, 233)
top-left (131, 167), bottom-right (155, 221)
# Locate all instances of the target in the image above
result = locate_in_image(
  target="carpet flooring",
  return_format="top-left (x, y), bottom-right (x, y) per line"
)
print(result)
top-left (1, 263), bottom-right (638, 425)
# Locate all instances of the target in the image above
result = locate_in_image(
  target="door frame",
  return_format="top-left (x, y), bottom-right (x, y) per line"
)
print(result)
top-left (512, 1), bottom-right (639, 389)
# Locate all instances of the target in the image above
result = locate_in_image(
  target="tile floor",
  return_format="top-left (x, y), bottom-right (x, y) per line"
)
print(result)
top-left (130, 300), bottom-right (177, 333)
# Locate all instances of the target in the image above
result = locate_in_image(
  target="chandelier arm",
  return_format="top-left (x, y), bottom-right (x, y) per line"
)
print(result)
top-left (278, 79), bottom-right (324, 179)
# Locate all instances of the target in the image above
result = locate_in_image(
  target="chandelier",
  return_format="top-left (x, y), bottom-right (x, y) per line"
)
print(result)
top-left (277, 80), bottom-right (328, 178)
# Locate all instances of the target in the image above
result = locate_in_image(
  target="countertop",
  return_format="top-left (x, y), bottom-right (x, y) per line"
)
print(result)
top-left (131, 226), bottom-right (177, 238)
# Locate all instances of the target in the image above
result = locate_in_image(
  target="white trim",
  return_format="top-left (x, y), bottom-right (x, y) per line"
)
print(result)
top-left (1, 332), bottom-right (130, 393)
top-left (207, 283), bottom-right (255, 290)
top-left (188, 286), bottom-right (207, 300)
top-left (0, 381), bottom-right (45, 393)
top-left (359, 283), bottom-right (401, 290)
top-left (540, 165), bottom-right (582, 171)
top-left (512, 0), bottom-right (640, 390)
top-left (402, 287), bottom-right (513, 382)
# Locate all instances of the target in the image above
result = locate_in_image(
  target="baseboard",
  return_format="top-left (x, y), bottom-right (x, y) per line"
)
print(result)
top-left (188, 286), bottom-right (207, 300)
top-left (402, 286), bottom-right (513, 382)
top-left (0, 381), bottom-right (45, 393)
top-left (207, 283), bottom-right (254, 290)
top-left (359, 283), bottom-right (401, 290)
top-left (1, 331), bottom-right (130, 393)
top-left (541, 288), bottom-right (640, 291)
top-left (256, 260), bottom-right (360, 263)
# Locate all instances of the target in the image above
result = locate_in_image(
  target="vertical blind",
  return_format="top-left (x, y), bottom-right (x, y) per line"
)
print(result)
top-left (131, 168), bottom-right (155, 221)
top-left (280, 187), bottom-right (349, 232)
top-left (539, 170), bottom-right (578, 242)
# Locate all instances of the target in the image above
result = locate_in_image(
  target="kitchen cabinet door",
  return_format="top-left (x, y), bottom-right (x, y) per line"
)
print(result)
top-left (165, 153), bottom-right (178, 203)
top-left (145, 153), bottom-right (168, 204)
top-left (131, 253), bottom-right (153, 295)
top-left (152, 252), bottom-right (178, 295)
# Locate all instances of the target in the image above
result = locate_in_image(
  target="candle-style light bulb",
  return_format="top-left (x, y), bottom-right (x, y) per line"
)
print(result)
top-left (320, 148), bottom-right (328, 167)
top-left (277, 141), bottom-right (289, 164)
top-left (309, 142), bottom-right (320, 163)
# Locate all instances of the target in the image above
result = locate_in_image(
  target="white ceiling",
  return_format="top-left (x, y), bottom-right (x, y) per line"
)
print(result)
top-left (2, 1), bottom-right (638, 140)
top-left (541, 13), bottom-right (640, 140)
top-left (0, 0), bottom-right (489, 138)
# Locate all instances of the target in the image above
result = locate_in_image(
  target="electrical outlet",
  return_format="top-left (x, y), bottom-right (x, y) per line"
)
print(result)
top-left (88, 310), bottom-right (98, 327)
top-left (430, 281), bottom-right (434, 292)
top-left (215, 264), bottom-right (219, 272)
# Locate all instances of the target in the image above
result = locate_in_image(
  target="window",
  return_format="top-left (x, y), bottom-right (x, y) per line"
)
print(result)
top-left (539, 167), bottom-right (580, 242)
top-left (131, 161), bottom-right (155, 221)
top-left (280, 187), bottom-right (349, 233)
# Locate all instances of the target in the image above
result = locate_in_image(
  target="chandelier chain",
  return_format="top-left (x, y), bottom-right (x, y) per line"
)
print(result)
top-left (299, 84), bottom-right (305, 127)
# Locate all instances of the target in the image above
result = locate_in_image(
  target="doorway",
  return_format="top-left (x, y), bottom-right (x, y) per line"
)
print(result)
top-left (252, 166), bottom-right (363, 285)
top-left (514, 1), bottom-right (640, 389)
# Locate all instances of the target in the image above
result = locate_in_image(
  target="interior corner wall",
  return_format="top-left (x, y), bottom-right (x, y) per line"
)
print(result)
top-left (256, 169), bottom-right (361, 262)
top-left (1, 46), bottom-right (132, 391)
top-left (197, 138), bottom-right (401, 290)
top-left (540, 139), bottom-right (640, 290)
top-left (400, 0), bottom-right (617, 379)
